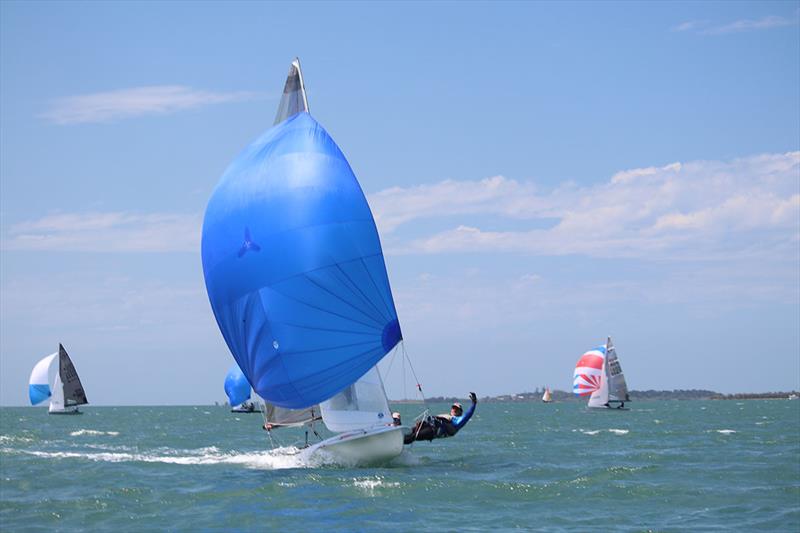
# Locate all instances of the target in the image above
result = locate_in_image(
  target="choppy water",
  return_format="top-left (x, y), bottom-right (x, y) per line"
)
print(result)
top-left (1, 400), bottom-right (798, 531)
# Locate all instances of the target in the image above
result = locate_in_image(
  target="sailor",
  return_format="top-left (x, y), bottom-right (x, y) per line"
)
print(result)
top-left (392, 412), bottom-right (402, 426)
top-left (404, 392), bottom-right (477, 444)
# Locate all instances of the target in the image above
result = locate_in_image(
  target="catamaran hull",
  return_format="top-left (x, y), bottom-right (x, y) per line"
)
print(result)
top-left (49, 409), bottom-right (82, 415)
top-left (301, 425), bottom-right (404, 466)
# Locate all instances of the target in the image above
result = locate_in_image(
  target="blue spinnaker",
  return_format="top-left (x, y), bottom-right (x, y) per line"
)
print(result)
top-left (224, 363), bottom-right (251, 407)
top-left (202, 112), bottom-right (402, 409)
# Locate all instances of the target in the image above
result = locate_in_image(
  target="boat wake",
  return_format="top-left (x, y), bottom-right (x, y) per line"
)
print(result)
top-left (0, 444), bottom-right (335, 470)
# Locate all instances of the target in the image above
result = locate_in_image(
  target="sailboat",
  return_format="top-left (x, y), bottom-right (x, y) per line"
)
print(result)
top-left (201, 58), bottom-right (406, 465)
top-left (28, 344), bottom-right (88, 414)
top-left (224, 363), bottom-right (258, 413)
top-left (542, 387), bottom-right (553, 403)
top-left (573, 336), bottom-right (630, 409)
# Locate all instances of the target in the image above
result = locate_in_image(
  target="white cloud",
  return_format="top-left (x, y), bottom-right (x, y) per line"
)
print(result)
top-left (672, 20), bottom-right (702, 33)
top-left (703, 14), bottom-right (798, 35)
top-left (41, 86), bottom-right (263, 125)
top-left (673, 13), bottom-right (799, 35)
top-left (370, 152), bottom-right (800, 261)
top-left (2, 212), bottom-right (201, 252)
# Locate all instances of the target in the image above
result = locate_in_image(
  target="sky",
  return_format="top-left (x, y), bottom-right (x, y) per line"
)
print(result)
top-left (1, 1), bottom-right (798, 405)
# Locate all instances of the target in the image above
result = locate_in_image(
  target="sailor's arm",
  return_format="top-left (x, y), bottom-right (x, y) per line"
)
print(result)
top-left (451, 392), bottom-right (477, 430)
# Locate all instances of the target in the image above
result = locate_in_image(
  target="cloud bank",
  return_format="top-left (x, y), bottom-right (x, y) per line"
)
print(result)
top-left (2, 212), bottom-right (200, 252)
top-left (371, 152), bottom-right (800, 261)
top-left (3, 152), bottom-right (798, 264)
top-left (41, 86), bottom-right (261, 124)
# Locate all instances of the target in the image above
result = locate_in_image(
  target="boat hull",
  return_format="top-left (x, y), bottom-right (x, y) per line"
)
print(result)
top-left (301, 425), bottom-right (404, 466)
top-left (49, 408), bottom-right (82, 415)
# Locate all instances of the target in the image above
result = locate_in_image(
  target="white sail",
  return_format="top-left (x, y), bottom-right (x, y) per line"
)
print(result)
top-left (320, 366), bottom-right (392, 432)
top-left (542, 387), bottom-right (552, 402)
top-left (264, 402), bottom-right (321, 427)
top-left (49, 371), bottom-right (65, 412)
top-left (28, 352), bottom-right (57, 405)
top-left (587, 358), bottom-right (610, 408)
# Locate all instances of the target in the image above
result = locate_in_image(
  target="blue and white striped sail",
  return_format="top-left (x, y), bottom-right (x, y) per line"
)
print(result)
top-left (202, 59), bottom-right (402, 410)
top-left (224, 363), bottom-right (251, 408)
top-left (29, 352), bottom-right (57, 405)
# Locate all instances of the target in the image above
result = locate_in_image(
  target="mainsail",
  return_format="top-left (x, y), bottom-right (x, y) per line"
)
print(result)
top-left (605, 337), bottom-right (630, 402)
top-left (57, 344), bottom-right (87, 408)
top-left (273, 58), bottom-right (309, 125)
top-left (201, 59), bottom-right (403, 415)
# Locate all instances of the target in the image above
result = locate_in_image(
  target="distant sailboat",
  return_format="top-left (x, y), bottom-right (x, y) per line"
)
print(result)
top-left (573, 337), bottom-right (630, 409)
top-left (29, 344), bottom-right (88, 414)
top-left (201, 58), bottom-right (405, 464)
top-left (542, 387), bottom-right (553, 403)
top-left (224, 364), bottom-right (258, 413)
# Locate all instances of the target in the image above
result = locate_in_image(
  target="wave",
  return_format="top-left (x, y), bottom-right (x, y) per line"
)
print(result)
top-left (0, 435), bottom-right (34, 444)
top-left (352, 476), bottom-right (402, 493)
top-left (715, 429), bottom-right (737, 434)
top-left (70, 430), bottom-right (119, 437)
top-left (0, 445), bottom-right (317, 470)
top-left (576, 429), bottom-right (629, 435)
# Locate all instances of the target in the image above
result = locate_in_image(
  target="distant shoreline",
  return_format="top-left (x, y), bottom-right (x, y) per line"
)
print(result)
top-left (391, 390), bottom-right (800, 403)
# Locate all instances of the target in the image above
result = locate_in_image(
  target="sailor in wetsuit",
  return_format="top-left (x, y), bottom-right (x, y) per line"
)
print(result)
top-left (404, 392), bottom-right (477, 444)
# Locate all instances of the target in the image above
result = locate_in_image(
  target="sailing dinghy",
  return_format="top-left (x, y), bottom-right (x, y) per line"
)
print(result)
top-left (542, 387), bottom-right (553, 403)
top-left (573, 337), bottom-right (630, 409)
top-left (28, 344), bottom-right (88, 414)
top-left (202, 58), bottom-right (406, 465)
top-left (224, 363), bottom-right (259, 413)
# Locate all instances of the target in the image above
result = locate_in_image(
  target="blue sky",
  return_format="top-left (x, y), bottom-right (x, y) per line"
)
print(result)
top-left (1, 1), bottom-right (798, 405)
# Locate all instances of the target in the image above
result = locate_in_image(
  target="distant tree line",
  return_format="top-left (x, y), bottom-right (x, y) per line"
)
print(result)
top-left (407, 389), bottom-right (799, 403)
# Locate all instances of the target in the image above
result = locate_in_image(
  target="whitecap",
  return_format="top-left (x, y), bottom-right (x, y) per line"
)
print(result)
top-left (0, 435), bottom-right (33, 444)
top-left (715, 429), bottom-right (736, 434)
top-left (580, 430), bottom-right (601, 435)
top-left (608, 429), bottom-right (629, 435)
top-left (353, 476), bottom-right (401, 494)
top-left (70, 430), bottom-right (119, 437)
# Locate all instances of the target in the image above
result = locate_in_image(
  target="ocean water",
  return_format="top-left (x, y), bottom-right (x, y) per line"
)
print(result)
top-left (1, 400), bottom-right (798, 532)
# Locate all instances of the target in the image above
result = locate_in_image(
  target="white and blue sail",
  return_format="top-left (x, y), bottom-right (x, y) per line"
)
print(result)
top-left (29, 352), bottom-right (57, 405)
top-left (201, 59), bottom-right (402, 430)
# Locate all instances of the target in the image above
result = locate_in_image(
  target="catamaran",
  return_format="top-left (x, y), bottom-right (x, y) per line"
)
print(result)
top-left (201, 59), bottom-right (408, 465)
top-left (28, 344), bottom-right (88, 414)
top-left (573, 337), bottom-right (630, 409)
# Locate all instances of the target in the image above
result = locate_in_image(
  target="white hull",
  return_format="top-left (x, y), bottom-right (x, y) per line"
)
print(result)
top-left (301, 425), bottom-right (404, 466)
top-left (49, 407), bottom-right (82, 415)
